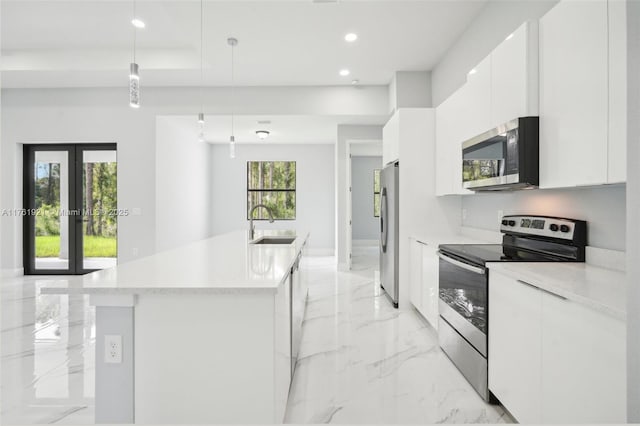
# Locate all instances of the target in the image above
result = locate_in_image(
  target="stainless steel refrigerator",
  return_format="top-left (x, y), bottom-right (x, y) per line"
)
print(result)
top-left (379, 161), bottom-right (399, 308)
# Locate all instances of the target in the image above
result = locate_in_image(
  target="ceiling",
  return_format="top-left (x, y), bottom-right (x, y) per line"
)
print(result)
top-left (165, 114), bottom-right (387, 144)
top-left (1, 0), bottom-right (487, 88)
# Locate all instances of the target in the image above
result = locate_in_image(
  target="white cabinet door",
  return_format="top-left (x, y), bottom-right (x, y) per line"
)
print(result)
top-left (541, 292), bottom-right (626, 423)
top-left (273, 275), bottom-right (291, 422)
top-left (449, 86), bottom-right (474, 195)
top-left (383, 112), bottom-right (400, 165)
top-left (409, 238), bottom-right (423, 311)
top-left (488, 272), bottom-right (542, 423)
top-left (607, 0), bottom-right (627, 183)
top-left (491, 21), bottom-right (538, 127)
top-left (461, 55), bottom-right (492, 142)
top-left (420, 243), bottom-right (439, 330)
top-left (435, 96), bottom-right (456, 195)
top-left (539, 0), bottom-right (608, 188)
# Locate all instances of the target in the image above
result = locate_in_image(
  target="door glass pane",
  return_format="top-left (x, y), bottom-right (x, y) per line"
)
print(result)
top-left (34, 151), bottom-right (69, 270)
top-left (82, 150), bottom-right (117, 270)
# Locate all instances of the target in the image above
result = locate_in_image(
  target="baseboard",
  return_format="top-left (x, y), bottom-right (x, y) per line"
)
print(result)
top-left (352, 239), bottom-right (378, 247)
top-left (306, 248), bottom-right (335, 257)
top-left (1, 268), bottom-right (24, 278)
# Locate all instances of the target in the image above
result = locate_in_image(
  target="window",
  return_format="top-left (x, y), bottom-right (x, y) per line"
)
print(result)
top-left (247, 161), bottom-right (296, 220)
top-left (373, 169), bottom-right (381, 217)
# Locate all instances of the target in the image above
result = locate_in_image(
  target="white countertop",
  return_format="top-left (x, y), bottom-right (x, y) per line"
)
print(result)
top-left (41, 230), bottom-right (308, 295)
top-left (488, 262), bottom-right (627, 320)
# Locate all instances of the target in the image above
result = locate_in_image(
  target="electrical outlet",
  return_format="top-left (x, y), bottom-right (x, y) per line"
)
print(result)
top-left (105, 335), bottom-right (122, 364)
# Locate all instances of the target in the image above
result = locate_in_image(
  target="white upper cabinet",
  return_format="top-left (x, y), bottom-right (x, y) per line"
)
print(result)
top-left (382, 111), bottom-right (400, 165)
top-left (460, 55), bottom-right (492, 142)
top-left (607, 0), bottom-right (627, 183)
top-left (539, 0), bottom-right (611, 188)
top-left (491, 21), bottom-right (539, 127)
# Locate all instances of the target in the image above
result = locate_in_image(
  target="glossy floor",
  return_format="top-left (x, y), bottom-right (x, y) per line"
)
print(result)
top-left (1, 249), bottom-right (509, 424)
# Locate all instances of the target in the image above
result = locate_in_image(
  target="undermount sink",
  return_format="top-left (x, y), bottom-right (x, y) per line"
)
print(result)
top-left (250, 236), bottom-right (296, 245)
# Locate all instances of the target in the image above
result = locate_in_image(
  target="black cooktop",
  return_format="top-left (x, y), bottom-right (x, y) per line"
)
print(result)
top-left (438, 243), bottom-right (568, 266)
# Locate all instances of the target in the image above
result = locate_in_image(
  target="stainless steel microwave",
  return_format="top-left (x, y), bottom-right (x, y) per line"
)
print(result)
top-left (462, 116), bottom-right (539, 191)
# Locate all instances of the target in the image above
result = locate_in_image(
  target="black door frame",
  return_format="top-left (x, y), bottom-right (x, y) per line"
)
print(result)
top-left (23, 143), bottom-right (117, 275)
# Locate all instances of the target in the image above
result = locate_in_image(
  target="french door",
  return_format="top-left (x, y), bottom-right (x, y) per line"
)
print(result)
top-left (23, 144), bottom-right (118, 275)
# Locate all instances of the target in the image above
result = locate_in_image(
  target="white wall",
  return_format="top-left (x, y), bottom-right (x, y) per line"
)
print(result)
top-left (431, 0), bottom-right (558, 106)
top-left (351, 156), bottom-right (381, 241)
top-left (627, 0), bottom-right (640, 421)
top-left (210, 143), bottom-right (335, 254)
top-left (155, 117), bottom-right (212, 253)
top-left (1, 85), bottom-right (387, 270)
top-left (461, 186), bottom-right (626, 251)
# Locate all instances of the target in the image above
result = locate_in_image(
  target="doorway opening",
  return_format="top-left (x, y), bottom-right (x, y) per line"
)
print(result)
top-left (23, 144), bottom-right (118, 275)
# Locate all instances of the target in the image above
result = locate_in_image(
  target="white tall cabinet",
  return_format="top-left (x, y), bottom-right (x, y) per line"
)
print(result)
top-left (539, 0), bottom-right (627, 187)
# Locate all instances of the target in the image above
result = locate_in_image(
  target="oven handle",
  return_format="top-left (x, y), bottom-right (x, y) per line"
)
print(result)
top-left (436, 251), bottom-right (486, 275)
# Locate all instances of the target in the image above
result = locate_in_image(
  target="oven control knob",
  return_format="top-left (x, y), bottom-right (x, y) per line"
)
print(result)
top-left (508, 220), bottom-right (516, 227)
top-left (549, 224), bottom-right (559, 232)
top-left (501, 220), bottom-right (508, 226)
top-left (560, 224), bottom-right (571, 233)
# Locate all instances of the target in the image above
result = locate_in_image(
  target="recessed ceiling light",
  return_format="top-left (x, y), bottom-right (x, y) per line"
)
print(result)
top-left (256, 130), bottom-right (270, 140)
top-left (339, 69), bottom-right (350, 77)
top-left (131, 18), bottom-right (146, 29)
top-left (505, 33), bottom-right (514, 41)
top-left (468, 68), bottom-right (477, 76)
top-left (345, 33), bottom-right (358, 42)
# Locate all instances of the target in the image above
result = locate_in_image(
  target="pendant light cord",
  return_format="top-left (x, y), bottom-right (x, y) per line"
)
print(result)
top-left (132, 0), bottom-right (137, 63)
top-left (200, 0), bottom-right (204, 112)
top-left (231, 41), bottom-right (235, 137)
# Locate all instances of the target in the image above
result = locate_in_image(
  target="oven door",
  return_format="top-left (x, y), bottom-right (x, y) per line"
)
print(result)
top-left (437, 251), bottom-right (488, 356)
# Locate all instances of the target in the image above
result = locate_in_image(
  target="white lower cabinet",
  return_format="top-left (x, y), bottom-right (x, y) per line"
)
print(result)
top-left (541, 292), bottom-right (626, 423)
top-left (488, 270), bottom-right (626, 423)
top-left (409, 238), bottom-right (438, 330)
top-left (488, 271), bottom-right (542, 423)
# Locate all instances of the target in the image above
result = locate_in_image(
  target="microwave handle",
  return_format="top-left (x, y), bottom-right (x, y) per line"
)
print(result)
top-left (436, 251), bottom-right (486, 275)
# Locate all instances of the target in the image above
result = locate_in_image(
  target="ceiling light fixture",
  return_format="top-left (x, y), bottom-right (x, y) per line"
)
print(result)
top-left (505, 33), bottom-right (514, 41)
top-left (256, 130), bottom-right (270, 140)
top-left (197, 0), bottom-right (205, 141)
top-left (131, 18), bottom-right (145, 29)
top-left (129, 0), bottom-right (140, 108)
top-left (468, 68), bottom-right (477, 76)
top-left (228, 37), bottom-right (238, 159)
top-left (339, 69), bottom-right (350, 76)
top-left (345, 33), bottom-right (358, 42)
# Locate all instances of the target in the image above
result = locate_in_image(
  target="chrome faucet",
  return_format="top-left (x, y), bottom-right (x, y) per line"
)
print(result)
top-left (249, 204), bottom-right (275, 240)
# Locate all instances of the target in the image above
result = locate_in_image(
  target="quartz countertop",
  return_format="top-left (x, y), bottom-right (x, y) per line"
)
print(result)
top-left (488, 262), bottom-right (626, 320)
top-left (40, 230), bottom-right (308, 295)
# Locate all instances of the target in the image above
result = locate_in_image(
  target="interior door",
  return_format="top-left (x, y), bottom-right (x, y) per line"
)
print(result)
top-left (24, 144), bottom-right (117, 275)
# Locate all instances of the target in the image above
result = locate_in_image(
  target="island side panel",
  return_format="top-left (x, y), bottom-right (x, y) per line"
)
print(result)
top-left (134, 291), bottom-right (276, 424)
top-left (95, 306), bottom-right (135, 424)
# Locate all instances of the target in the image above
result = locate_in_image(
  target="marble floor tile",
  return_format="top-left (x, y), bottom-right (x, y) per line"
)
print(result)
top-left (2, 250), bottom-right (510, 424)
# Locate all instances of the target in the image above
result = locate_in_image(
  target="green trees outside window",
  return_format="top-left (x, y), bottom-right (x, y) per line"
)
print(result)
top-left (247, 161), bottom-right (296, 220)
top-left (374, 169), bottom-right (381, 217)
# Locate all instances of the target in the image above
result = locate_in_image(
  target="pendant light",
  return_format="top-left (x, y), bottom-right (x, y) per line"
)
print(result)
top-left (228, 37), bottom-right (238, 159)
top-left (129, 0), bottom-right (140, 108)
top-left (197, 0), bottom-right (205, 142)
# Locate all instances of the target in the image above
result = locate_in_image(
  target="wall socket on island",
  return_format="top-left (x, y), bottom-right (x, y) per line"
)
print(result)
top-left (105, 335), bottom-right (122, 364)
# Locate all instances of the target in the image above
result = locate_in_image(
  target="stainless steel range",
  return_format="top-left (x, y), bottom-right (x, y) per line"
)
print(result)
top-left (437, 215), bottom-right (587, 402)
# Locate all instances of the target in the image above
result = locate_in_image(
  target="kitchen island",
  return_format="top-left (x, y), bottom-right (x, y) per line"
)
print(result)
top-left (41, 230), bottom-right (309, 424)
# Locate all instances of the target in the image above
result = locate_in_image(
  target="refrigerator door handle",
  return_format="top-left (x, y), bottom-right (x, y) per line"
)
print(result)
top-left (380, 187), bottom-right (388, 253)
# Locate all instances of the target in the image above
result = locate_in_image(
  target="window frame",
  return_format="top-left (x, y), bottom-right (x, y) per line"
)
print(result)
top-left (246, 161), bottom-right (297, 221)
